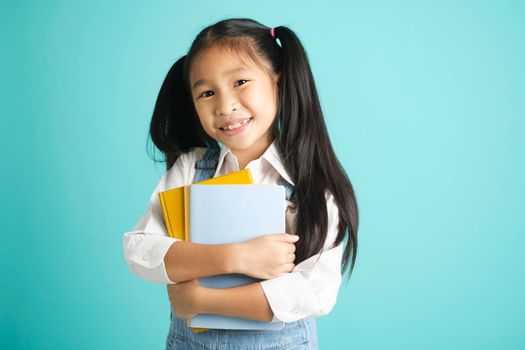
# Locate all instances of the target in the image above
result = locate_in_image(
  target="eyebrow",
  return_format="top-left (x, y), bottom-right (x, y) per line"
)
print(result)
top-left (191, 67), bottom-right (252, 91)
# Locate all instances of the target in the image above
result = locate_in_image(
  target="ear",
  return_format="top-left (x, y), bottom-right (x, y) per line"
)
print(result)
top-left (274, 73), bottom-right (281, 84)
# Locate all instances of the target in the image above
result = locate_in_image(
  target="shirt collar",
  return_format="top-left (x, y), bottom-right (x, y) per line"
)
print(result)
top-left (215, 140), bottom-right (295, 186)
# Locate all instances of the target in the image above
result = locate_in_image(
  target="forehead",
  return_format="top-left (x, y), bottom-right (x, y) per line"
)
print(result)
top-left (189, 44), bottom-right (270, 90)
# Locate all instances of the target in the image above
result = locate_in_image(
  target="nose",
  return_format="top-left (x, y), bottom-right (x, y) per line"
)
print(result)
top-left (215, 90), bottom-right (241, 116)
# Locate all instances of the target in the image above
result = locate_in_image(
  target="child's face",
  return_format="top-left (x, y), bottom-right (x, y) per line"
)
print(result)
top-left (189, 44), bottom-right (280, 163)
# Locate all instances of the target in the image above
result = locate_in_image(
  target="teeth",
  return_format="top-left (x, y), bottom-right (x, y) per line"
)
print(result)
top-left (228, 122), bottom-right (242, 130)
top-left (223, 118), bottom-right (250, 130)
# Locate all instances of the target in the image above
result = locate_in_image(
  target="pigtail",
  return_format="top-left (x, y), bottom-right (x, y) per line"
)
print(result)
top-left (147, 55), bottom-right (218, 171)
top-left (274, 26), bottom-right (359, 278)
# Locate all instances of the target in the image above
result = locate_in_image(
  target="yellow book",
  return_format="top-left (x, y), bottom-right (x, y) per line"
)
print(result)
top-left (158, 168), bottom-right (253, 333)
top-left (158, 186), bottom-right (185, 240)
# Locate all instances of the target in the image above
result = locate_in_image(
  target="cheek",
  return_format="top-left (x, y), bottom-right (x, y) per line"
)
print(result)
top-left (198, 118), bottom-right (217, 137)
top-left (252, 87), bottom-right (277, 114)
top-left (198, 118), bottom-right (213, 132)
top-left (256, 98), bottom-right (277, 122)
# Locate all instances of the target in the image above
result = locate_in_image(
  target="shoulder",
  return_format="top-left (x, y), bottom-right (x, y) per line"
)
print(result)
top-left (149, 147), bottom-right (208, 200)
top-left (165, 147), bottom-right (208, 186)
top-left (170, 147), bottom-right (208, 170)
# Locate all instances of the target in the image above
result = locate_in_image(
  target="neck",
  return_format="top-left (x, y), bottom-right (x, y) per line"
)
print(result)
top-left (231, 138), bottom-right (273, 170)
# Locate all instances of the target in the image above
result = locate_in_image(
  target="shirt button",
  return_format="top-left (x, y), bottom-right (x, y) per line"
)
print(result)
top-left (142, 254), bottom-right (150, 261)
top-left (292, 306), bottom-right (299, 314)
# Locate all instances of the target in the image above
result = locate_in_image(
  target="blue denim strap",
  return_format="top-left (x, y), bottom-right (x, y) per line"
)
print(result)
top-left (192, 147), bottom-right (221, 183)
top-left (281, 178), bottom-right (295, 202)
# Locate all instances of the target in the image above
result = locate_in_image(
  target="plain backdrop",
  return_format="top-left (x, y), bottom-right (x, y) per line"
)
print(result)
top-left (1, 0), bottom-right (524, 349)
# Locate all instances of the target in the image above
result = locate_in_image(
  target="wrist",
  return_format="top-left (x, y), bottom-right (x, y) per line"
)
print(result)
top-left (225, 243), bottom-right (246, 275)
top-left (194, 285), bottom-right (208, 314)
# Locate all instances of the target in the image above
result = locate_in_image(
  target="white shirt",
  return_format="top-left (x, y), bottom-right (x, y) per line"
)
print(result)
top-left (122, 141), bottom-right (343, 323)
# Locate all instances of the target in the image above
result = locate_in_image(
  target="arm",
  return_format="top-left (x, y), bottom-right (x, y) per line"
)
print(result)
top-left (170, 239), bottom-right (342, 323)
top-left (259, 192), bottom-right (343, 322)
top-left (124, 195), bottom-right (297, 284)
top-left (123, 205), bottom-right (243, 284)
top-left (187, 242), bottom-right (342, 323)
top-left (183, 242), bottom-right (342, 323)
top-left (195, 282), bottom-right (274, 322)
top-left (167, 279), bottom-right (273, 322)
top-left (123, 150), bottom-right (237, 284)
top-left (164, 241), bottom-right (240, 283)
top-left (124, 149), bottom-right (297, 285)
top-left (166, 231), bottom-right (299, 283)
top-left (259, 243), bottom-right (343, 322)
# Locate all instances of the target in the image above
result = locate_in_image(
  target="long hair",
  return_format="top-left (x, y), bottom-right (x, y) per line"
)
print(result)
top-left (148, 18), bottom-right (359, 280)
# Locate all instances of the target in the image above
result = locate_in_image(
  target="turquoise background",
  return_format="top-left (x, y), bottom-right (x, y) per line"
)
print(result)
top-left (2, 0), bottom-right (524, 349)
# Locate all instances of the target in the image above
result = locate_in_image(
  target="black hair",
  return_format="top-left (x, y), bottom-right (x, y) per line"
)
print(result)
top-left (147, 18), bottom-right (359, 280)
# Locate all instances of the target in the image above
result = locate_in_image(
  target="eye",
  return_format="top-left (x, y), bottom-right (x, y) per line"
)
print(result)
top-left (199, 90), bottom-right (213, 99)
top-left (236, 79), bottom-right (249, 86)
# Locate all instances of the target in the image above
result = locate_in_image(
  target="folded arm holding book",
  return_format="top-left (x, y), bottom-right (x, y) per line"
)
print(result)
top-left (165, 233), bottom-right (300, 322)
top-left (123, 175), bottom-right (342, 323)
top-left (166, 238), bottom-right (342, 323)
top-left (164, 232), bottom-right (299, 283)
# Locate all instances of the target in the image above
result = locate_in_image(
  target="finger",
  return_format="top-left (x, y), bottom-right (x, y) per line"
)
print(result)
top-left (288, 253), bottom-right (296, 262)
top-left (282, 263), bottom-right (295, 273)
top-left (280, 233), bottom-right (299, 242)
top-left (288, 244), bottom-right (296, 253)
top-left (263, 233), bottom-right (286, 240)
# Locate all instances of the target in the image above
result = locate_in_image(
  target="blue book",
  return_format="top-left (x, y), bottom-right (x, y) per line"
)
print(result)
top-left (188, 184), bottom-right (286, 330)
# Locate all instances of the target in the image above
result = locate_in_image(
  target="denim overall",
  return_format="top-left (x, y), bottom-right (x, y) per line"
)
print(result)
top-left (165, 148), bottom-right (318, 349)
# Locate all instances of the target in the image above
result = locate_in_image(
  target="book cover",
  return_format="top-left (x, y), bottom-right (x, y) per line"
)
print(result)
top-left (187, 184), bottom-right (286, 330)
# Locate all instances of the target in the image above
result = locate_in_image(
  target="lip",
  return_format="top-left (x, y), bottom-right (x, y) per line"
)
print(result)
top-left (217, 117), bottom-right (252, 129)
top-left (219, 117), bottom-right (253, 137)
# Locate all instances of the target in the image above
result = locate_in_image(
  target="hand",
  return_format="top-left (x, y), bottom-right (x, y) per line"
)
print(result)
top-left (166, 279), bottom-right (202, 319)
top-left (237, 233), bottom-right (299, 280)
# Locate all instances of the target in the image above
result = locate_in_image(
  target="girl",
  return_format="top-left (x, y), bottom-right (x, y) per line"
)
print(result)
top-left (122, 18), bottom-right (359, 349)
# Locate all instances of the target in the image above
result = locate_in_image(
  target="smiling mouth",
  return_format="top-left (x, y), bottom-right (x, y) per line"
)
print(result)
top-left (219, 117), bottom-right (253, 131)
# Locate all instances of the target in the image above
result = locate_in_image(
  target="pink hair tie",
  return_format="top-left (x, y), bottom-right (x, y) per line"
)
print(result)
top-left (270, 27), bottom-right (275, 38)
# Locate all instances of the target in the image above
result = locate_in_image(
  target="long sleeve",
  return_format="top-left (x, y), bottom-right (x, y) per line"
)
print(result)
top-left (259, 192), bottom-right (343, 323)
top-left (122, 154), bottom-right (191, 284)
